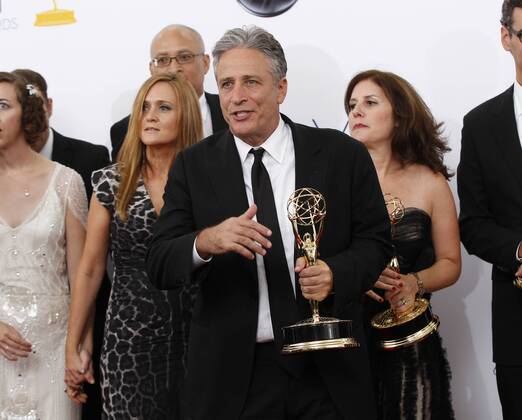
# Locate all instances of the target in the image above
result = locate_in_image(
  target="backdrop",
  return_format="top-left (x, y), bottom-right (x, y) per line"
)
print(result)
top-left (2, 1), bottom-right (513, 418)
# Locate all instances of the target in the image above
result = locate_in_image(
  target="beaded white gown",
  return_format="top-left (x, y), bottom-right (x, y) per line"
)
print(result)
top-left (0, 163), bottom-right (87, 420)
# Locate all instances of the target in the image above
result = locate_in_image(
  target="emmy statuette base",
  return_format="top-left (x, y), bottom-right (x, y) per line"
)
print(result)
top-left (34, 9), bottom-right (76, 26)
top-left (281, 317), bottom-right (359, 355)
top-left (371, 298), bottom-right (439, 351)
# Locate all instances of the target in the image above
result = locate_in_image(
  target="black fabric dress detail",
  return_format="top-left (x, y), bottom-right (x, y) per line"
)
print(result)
top-left (364, 208), bottom-right (455, 420)
top-left (92, 165), bottom-right (184, 420)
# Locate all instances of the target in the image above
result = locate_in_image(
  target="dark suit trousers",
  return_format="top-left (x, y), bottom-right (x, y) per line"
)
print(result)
top-left (240, 343), bottom-right (342, 420)
top-left (496, 364), bottom-right (522, 420)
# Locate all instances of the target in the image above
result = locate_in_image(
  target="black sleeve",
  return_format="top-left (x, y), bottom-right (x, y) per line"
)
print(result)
top-left (323, 142), bottom-right (392, 312)
top-left (146, 151), bottom-right (199, 290)
top-left (457, 115), bottom-right (521, 273)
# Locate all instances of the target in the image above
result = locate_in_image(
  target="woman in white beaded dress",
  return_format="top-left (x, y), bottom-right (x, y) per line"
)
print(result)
top-left (0, 71), bottom-right (87, 419)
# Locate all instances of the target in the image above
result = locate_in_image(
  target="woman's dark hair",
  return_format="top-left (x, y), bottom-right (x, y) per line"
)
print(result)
top-left (345, 69), bottom-right (452, 179)
top-left (0, 71), bottom-right (47, 145)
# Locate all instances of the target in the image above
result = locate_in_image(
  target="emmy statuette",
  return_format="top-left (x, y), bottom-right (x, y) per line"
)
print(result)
top-left (370, 194), bottom-right (440, 350)
top-left (281, 188), bottom-right (359, 354)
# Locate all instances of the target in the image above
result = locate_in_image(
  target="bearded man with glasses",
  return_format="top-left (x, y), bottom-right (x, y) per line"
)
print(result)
top-left (110, 24), bottom-right (227, 161)
top-left (458, 1), bottom-right (522, 419)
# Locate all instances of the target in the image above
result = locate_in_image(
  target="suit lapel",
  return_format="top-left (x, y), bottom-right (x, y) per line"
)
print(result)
top-left (206, 130), bottom-right (258, 283)
top-left (492, 86), bottom-right (522, 190)
top-left (284, 115), bottom-right (328, 311)
top-left (285, 115), bottom-right (327, 200)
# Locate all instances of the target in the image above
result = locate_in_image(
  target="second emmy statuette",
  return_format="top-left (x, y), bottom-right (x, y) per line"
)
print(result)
top-left (370, 194), bottom-right (439, 350)
top-left (281, 187), bottom-right (359, 354)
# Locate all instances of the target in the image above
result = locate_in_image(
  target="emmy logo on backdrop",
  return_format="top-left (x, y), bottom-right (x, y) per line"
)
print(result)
top-left (281, 187), bottom-right (359, 354)
top-left (34, 0), bottom-right (76, 27)
top-left (237, 0), bottom-right (298, 17)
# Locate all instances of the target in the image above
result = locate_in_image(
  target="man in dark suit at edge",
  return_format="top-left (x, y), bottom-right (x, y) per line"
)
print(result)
top-left (110, 24), bottom-right (227, 161)
top-left (457, 2), bottom-right (522, 419)
top-left (147, 26), bottom-right (392, 420)
top-left (12, 68), bottom-right (110, 420)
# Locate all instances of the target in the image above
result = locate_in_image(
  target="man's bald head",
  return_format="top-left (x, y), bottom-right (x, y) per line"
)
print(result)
top-left (149, 24), bottom-right (210, 97)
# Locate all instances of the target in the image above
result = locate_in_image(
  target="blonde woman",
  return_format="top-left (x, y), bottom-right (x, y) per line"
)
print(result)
top-left (65, 73), bottom-right (202, 419)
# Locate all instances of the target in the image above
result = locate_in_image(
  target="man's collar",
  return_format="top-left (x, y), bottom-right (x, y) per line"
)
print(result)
top-left (514, 80), bottom-right (522, 116)
top-left (234, 116), bottom-right (286, 164)
top-left (199, 92), bottom-right (208, 109)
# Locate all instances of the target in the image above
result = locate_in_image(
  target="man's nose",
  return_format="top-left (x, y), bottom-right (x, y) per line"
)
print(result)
top-left (168, 60), bottom-right (183, 74)
top-left (230, 84), bottom-right (247, 104)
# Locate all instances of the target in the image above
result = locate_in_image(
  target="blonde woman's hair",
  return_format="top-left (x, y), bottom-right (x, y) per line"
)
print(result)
top-left (116, 73), bottom-right (203, 220)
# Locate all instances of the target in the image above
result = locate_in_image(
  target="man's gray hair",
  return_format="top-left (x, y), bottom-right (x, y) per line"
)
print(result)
top-left (501, 0), bottom-right (522, 28)
top-left (212, 26), bottom-right (287, 81)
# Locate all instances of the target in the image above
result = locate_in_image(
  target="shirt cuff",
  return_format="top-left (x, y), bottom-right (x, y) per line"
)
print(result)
top-left (192, 235), bottom-right (212, 269)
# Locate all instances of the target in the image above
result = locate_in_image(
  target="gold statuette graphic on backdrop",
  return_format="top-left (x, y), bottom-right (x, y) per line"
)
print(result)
top-left (35, 0), bottom-right (76, 27)
top-left (281, 187), bottom-right (359, 354)
top-left (370, 194), bottom-right (439, 350)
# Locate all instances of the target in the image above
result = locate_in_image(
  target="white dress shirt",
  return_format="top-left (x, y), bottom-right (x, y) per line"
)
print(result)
top-left (233, 118), bottom-right (296, 342)
top-left (39, 128), bottom-right (54, 159)
top-left (199, 94), bottom-right (213, 138)
top-left (192, 117), bottom-right (296, 342)
top-left (513, 82), bottom-right (522, 263)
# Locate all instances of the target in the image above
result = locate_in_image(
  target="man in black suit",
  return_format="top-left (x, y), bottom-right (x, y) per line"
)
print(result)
top-left (110, 24), bottom-right (227, 161)
top-left (457, 2), bottom-right (522, 419)
top-left (147, 26), bottom-right (391, 420)
top-left (12, 69), bottom-right (110, 419)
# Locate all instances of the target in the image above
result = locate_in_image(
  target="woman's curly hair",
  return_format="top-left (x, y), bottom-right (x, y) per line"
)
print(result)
top-left (0, 71), bottom-right (47, 145)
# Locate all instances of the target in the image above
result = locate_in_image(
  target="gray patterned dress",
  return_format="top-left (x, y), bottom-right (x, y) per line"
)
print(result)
top-left (92, 164), bottom-right (182, 420)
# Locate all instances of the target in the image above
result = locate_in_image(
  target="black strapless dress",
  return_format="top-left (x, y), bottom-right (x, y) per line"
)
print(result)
top-left (364, 208), bottom-right (455, 420)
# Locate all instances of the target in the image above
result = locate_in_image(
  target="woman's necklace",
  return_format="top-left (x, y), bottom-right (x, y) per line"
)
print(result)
top-left (4, 172), bottom-right (31, 197)
top-left (2, 154), bottom-right (38, 198)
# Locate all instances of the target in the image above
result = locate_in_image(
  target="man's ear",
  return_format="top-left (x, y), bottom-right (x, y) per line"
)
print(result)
top-left (203, 54), bottom-right (210, 75)
top-left (501, 26), bottom-right (513, 53)
top-left (46, 98), bottom-right (53, 119)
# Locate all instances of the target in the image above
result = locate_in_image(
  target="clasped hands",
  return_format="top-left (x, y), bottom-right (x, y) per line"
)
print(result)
top-left (64, 347), bottom-right (94, 405)
top-left (366, 268), bottom-right (419, 315)
top-left (196, 204), bottom-right (333, 301)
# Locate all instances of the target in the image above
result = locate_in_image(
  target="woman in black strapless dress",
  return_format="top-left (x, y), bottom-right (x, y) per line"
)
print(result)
top-left (345, 70), bottom-right (461, 420)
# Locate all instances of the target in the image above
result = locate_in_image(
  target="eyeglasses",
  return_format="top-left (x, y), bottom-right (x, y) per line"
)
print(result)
top-left (151, 52), bottom-right (204, 67)
top-left (509, 26), bottom-right (522, 43)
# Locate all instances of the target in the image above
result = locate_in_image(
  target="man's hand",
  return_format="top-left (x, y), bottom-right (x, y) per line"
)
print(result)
top-left (295, 257), bottom-right (333, 302)
top-left (195, 204), bottom-right (272, 260)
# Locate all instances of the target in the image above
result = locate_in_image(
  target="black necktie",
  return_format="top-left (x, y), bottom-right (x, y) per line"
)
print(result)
top-left (250, 148), bottom-right (299, 348)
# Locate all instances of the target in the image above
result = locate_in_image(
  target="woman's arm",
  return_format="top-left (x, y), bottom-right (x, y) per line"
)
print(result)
top-left (387, 174), bottom-right (461, 313)
top-left (65, 196), bottom-right (110, 388)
